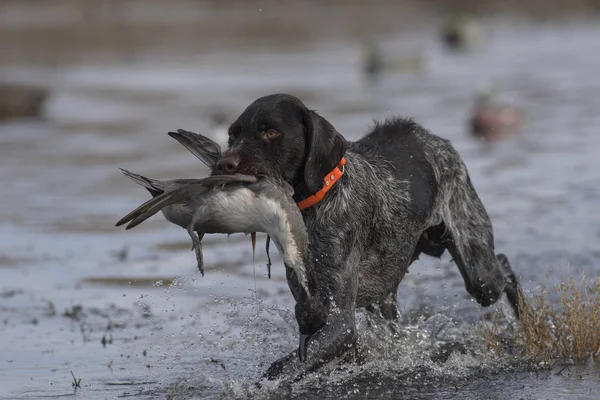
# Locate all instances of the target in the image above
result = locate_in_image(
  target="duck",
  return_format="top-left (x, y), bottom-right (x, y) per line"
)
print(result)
top-left (441, 14), bottom-right (484, 51)
top-left (470, 90), bottom-right (523, 142)
top-left (362, 41), bottom-right (384, 82)
top-left (360, 41), bottom-right (422, 84)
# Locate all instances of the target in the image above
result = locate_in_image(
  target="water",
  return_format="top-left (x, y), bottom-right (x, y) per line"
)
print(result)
top-left (1, 7), bottom-right (600, 399)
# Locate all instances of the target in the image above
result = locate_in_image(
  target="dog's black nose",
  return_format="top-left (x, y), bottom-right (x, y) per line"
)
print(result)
top-left (215, 156), bottom-right (239, 174)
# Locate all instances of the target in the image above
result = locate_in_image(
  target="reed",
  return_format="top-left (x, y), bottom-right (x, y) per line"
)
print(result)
top-left (482, 272), bottom-right (600, 365)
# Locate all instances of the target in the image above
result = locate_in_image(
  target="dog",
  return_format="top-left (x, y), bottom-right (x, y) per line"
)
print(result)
top-left (209, 93), bottom-right (522, 381)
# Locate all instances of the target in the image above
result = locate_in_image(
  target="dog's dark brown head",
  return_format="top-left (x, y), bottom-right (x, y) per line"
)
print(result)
top-left (212, 93), bottom-right (347, 196)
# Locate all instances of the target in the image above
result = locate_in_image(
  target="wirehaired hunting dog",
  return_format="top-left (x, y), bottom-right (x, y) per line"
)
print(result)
top-left (207, 93), bottom-right (521, 381)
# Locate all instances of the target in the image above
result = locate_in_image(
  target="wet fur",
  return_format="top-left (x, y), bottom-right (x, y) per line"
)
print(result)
top-left (209, 94), bottom-right (522, 381)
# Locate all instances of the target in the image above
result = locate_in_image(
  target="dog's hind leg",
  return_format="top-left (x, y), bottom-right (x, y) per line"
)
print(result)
top-left (367, 224), bottom-right (449, 322)
top-left (496, 253), bottom-right (523, 318)
top-left (442, 173), bottom-right (522, 318)
top-left (365, 225), bottom-right (447, 322)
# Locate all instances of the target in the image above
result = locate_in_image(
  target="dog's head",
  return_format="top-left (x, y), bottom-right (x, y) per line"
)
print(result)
top-left (212, 93), bottom-right (347, 195)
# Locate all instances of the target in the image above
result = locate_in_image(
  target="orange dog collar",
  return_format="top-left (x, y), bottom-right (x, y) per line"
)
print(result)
top-left (297, 157), bottom-right (347, 211)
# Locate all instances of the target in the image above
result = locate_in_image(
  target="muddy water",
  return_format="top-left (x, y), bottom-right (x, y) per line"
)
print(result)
top-left (1, 10), bottom-right (600, 400)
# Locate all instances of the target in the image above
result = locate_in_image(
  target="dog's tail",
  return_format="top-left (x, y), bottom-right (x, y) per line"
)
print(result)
top-left (168, 129), bottom-right (222, 169)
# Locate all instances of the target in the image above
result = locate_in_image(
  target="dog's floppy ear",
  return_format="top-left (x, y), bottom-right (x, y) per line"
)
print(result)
top-left (301, 109), bottom-right (347, 194)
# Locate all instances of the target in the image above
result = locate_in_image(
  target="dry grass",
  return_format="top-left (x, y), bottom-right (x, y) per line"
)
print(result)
top-left (482, 272), bottom-right (600, 365)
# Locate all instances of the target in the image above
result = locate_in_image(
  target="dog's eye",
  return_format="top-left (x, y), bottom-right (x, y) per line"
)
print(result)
top-left (263, 130), bottom-right (280, 140)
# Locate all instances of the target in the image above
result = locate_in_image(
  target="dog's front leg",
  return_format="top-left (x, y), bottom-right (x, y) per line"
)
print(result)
top-left (264, 311), bottom-right (357, 382)
top-left (263, 259), bottom-right (359, 382)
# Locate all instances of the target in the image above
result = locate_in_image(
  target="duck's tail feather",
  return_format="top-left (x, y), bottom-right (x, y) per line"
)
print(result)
top-left (116, 189), bottom-right (181, 229)
top-left (119, 168), bottom-right (165, 197)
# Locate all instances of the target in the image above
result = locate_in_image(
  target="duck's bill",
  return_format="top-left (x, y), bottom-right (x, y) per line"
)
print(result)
top-left (298, 333), bottom-right (311, 362)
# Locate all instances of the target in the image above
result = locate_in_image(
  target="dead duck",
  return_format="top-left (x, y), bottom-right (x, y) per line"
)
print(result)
top-left (122, 129), bottom-right (274, 278)
top-left (118, 128), bottom-right (224, 276)
top-left (470, 90), bottom-right (523, 142)
top-left (0, 82), bottom-right (49, 120)
top-left (360, 41), bottom-right (422, 84)
top-left (116, 175), bottom-right (293, 278)
top-left (116, 173), bottom-right (326, 360)
top-left (362, 41), bottom-right (384, 82)
top-left (167, 128), bottom-right (276, 276)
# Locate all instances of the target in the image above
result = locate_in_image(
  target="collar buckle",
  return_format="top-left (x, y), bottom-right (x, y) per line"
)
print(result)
top-left (296, 157), bottom-right (347, 211)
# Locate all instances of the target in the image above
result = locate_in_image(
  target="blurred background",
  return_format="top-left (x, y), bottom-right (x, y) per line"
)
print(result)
top-left (1, 1), bottom-right (600, 399)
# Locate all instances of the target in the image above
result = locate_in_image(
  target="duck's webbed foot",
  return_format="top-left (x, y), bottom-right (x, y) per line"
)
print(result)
top-left (193, 232), bottom-right (205, 276)
top-left (186, 224), bottom-right (205, 276)
top-left (265, 235), bottom-right (272, 279)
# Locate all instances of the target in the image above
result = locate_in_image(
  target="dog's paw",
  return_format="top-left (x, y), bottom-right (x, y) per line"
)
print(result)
top-left (261, 349), bottom-right (322, 385)
top-left (264, 357), bottom-right (287, 380)
top-left (254, 373), bottom-right (293, 397)
top-left (471, 282), bottom-right (503, 307)
top-left (262, 351), bottom-right (298, 381)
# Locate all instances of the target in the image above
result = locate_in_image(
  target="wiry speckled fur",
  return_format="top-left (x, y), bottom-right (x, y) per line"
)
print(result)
top-left (210, 94), bottom-right (521, 382)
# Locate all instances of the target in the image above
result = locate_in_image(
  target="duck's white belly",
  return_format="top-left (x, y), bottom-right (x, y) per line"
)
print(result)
top-left (197, 188), bottom-right (282, 235)
top-left (195, 187), bottom-right (306, 291)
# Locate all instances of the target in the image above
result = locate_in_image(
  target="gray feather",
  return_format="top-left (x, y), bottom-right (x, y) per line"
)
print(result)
top-left (116, 174), bottom-right (258, 229)
top-left (168, 129), bottom-right (222, 168)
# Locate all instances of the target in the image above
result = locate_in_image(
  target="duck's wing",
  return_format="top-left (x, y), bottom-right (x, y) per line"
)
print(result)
top-left (115, 185), bottom-right (196, 230)
top-left (116, 174), bottom-right (258, 230)
top-left (168, 129), bottom-right (222, 168)
top-left (120, 168), bottom-right (202, 197)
